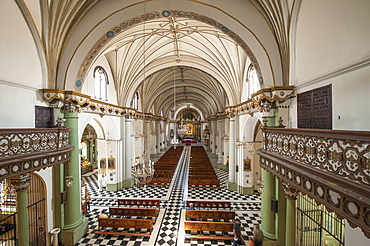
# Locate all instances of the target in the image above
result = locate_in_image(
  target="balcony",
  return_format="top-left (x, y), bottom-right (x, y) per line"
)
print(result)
top-left (257, 127), bottom-right (370, 238)
top-left (0, 127), bottom-right (74, 180)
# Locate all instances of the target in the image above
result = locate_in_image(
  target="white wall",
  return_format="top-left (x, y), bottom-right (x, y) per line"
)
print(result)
top-left (292, 0), bottom-right (370, 131)
top-left (0, 0), bottom-right (43, 88)
top-left (345, 220), bottom-right (370, 246)
top-left (294, 0), bottom-right (370, 84)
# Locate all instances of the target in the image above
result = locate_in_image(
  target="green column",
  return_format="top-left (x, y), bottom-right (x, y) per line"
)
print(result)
top-left (284, 183), bottom-right (298, 246)
top-left (261, 169), bottom-right (276, 239)
top-left (11, 175), bottom-right (31, 246)
top-left (275, 178), bottom-right (287, 246)
top-left (63, 109), bottom-right (83, 230)
top-left (59, 109), bottom-right (89, 245)
top-left (53, 164), bottom-right (65, 229)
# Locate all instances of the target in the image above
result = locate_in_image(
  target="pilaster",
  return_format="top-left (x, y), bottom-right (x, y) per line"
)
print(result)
top-left (227, 117), bottom-right (236, 191)
top-left (124, 118), bottom-right (133, 188)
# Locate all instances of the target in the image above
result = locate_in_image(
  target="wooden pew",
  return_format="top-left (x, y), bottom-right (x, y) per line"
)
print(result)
top-left (184, 221), bottom-right (234, 240)
top-left (188, 179), bottom-right (220, 187)
top-left (186, 201), bottom-right (231, 210)
top-left (150, 177), bottom-right (171, 183)
top-left (188, 175), bottom-right (218, 180)
top-left (185, 209), bottom-right (235, 220)
top-left (109, 207), bottom-right (159, 220)
top-left (97, 218), bottom-right (153, 237)
top-left (117, 199), bottom-right (161, 209)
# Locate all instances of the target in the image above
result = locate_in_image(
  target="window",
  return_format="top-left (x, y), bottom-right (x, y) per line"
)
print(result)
top-left (131, 92), bottom-right (139, 110)
top-left (246, 64), bottom-right (259, 96)
top-left (93, 66), bottom-right (109, 100)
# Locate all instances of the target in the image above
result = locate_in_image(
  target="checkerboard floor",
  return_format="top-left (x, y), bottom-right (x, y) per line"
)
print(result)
top-left (76, 147), bottom-right (261, 246)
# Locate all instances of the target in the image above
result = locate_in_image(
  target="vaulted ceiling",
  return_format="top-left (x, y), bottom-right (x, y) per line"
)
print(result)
top-left (94, 14), bottom-right (248, 118)
top-left (16, 0), bottom-right (292, 119)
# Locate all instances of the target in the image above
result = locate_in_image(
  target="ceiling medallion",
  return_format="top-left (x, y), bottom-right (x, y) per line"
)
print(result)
top-left (106, 31), bottom-right (115, 38)
top-left (259, 76), bottom-right (264, 84)
top-left (76, 80), bottom-right (82, 87)
top-left (162, 11), bottom-right (171, 17)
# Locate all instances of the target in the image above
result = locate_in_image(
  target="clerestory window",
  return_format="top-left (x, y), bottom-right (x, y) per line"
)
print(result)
top-left (93, 66), bottom-right (109, 100)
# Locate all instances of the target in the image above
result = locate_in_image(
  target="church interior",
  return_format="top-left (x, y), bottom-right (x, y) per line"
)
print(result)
top-left (0, 0), bottom-right (369, 245)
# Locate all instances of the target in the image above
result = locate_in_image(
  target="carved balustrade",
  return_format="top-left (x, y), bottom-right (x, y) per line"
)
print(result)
top-left (0, 127), bottom-right (74, 180)
top-left (257, 127), bottom-right (370, 238)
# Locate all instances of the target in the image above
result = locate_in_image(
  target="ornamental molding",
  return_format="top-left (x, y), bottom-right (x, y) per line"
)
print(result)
top-left (43, 89), bottom-right (166, 121)
top-left (258, 127), bottom-right (370, 238)
top-left (283, 182), bottom-right (299, 200)
top-left (10, 174), bottom-right (31, 193)
top-left (206, 86), bottom-right (294, 121)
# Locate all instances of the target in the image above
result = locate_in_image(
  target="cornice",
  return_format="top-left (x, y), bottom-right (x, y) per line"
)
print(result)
top-left (43, 89), bottom-right (166, 121)
top-left (205, 86), bottom-right (294, 121)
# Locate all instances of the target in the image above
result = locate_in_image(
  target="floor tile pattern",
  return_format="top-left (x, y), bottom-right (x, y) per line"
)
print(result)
top-left (76, 147), bottom-right (261, 246)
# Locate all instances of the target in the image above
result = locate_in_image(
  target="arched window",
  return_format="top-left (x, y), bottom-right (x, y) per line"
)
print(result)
top-left (246, 64), bottom-right (259, 96)
top-left (93, 66), bottom-right (109, 100)
top-left (131, 92), bottom-right (139, 110)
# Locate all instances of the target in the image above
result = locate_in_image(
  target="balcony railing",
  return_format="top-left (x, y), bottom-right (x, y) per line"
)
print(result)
top-left (0, 127), bottom-right (74, 180)
top-left (257, 127), bottom-right (370, 239)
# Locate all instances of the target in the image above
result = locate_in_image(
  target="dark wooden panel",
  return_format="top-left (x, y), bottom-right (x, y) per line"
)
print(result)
top-left (35, 106), bottom-right (53, 128)
top-left (298, 85), bottom-right (332, 129)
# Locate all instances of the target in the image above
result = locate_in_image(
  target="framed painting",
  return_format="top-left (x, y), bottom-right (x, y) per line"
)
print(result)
top-left (244, 157), bottom-right (251, 172)
top-left (108, 156), bottom-right (115, 169)
top-left (100, 158), bottom-right (106, 169)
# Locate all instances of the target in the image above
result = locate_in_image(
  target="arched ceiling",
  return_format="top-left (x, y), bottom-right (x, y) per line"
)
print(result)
top-left (95, 14), bottom-right (248, 118)
top-left (12, 0), bottom-right (289, 119)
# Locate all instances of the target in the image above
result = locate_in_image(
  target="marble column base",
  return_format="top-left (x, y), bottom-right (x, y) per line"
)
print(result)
top-left (226, 181), bottom-right (237, 191)
top-left (237, 185), bottom-right (254, 195)
top-left (106, 181), bottom-right (124, 191)
top-left (60, 219), bottom-right (88, 246)
top-left (122, 179), bottom-right (133, 188)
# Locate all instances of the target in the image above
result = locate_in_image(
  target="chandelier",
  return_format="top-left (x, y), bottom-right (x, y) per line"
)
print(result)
top-left (131, 160), bottom-right (155, 189)
top-left (177, 120), bottom-right (188, 139)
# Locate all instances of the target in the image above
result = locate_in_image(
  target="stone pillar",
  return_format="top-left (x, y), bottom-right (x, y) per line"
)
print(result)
top-left (223, 118), bottom-right (230, 170)
top-left (211, 120), bottom-right (217, 155)
top-left (63, 110), bottom-right (83, 229)
top-left (261, 169), bottom-right (276, 239)
top-left (276, 178), bottom-right (287, 246)
top-left (124, 118), bottom-right (133, 188)
top-left (217, 119), bottom-right (222, 159)
top-left (61, 109), bottom-right (88, 245)
top-left (10, 175), bottom-right (31, 246)
top-left (156, 120), bottom-right (161, 154)
top-left (145, 120), bottom-right (151, 161)
top-left (227, 117), bottom-right (237, 191)
top-left (284, 182), bottom-right (299, 246)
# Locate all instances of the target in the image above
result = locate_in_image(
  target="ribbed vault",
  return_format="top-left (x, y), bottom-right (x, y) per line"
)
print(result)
top-left (96, 13), bottom-right (248, 118)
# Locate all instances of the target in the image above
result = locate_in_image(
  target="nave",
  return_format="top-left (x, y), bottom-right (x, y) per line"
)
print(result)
top-left (77, 145), bottom-right (261, 246)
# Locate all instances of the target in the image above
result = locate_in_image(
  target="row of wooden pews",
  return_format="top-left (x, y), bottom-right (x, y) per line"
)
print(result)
top-left (188, 146), bottom-right (220, 188)
top-left (97, 199), bottom-right (161, 237)
top-left (184, 200), bottom-right (235, 240)
top-left (150, 146), bottom-right (183, 185)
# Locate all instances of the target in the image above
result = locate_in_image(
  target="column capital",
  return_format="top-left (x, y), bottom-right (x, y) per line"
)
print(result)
top-left (10, 174), bottom-right (31, 192)
top-left (283, 182), bottom-right (299, 200)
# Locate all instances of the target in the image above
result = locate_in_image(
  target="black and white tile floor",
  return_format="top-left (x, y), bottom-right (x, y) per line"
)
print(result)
top-left (76, 147), bottom-right (261, 246)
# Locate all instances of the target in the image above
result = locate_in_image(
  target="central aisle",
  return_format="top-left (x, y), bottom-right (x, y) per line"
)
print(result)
top-left (77, 145), bottom-right (261, 246)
